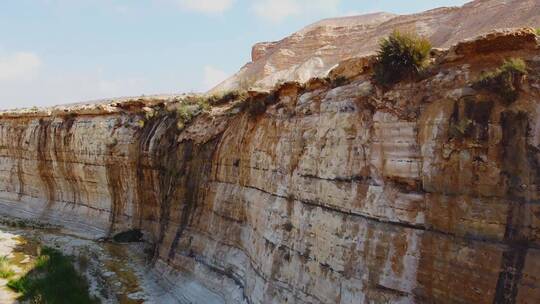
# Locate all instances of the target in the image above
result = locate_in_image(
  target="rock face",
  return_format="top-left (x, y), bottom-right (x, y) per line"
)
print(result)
top-left (212, 0), bottom-right (540, 93)
top-left (0, 29), bottom-right (540, 303)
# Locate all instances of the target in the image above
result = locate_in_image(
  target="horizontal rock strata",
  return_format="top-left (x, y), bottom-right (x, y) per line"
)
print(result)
top-left (0, 30), bottom-right (540, 303)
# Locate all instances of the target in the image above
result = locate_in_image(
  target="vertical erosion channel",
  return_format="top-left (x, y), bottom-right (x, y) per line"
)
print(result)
top-left (36, 118), bottom-right (56, 207)
top-left (494, 111), bottom-right (535, 304)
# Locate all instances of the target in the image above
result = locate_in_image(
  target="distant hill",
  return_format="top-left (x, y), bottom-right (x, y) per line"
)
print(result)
top-left (211, 0), bottom-right (540, 93)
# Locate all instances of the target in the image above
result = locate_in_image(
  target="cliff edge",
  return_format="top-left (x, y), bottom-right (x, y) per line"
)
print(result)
top-left (0, 29), bottom-right (539, 303)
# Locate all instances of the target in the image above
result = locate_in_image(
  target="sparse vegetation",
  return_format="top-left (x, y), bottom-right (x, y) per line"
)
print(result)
top-left (135, 90), bottom-right (249, 131)
top-left (174, 91), bottom-right (251, 128)
top-left (374, 30), bottom-right (432, 86)
top-left (473, 58), bottom-right (527, 103)
top-left (0, 256), bottom-right (15, 279)
top-left (536, 28), bottom-right (540, 36)
top-left (176, 103), bottom-right (196, 122)
top-left (449, 118), bottom-right (472, 139)
top-left (7, 247), bottom-right (99, 304)
top-left (0, 217), bottom-right (55, 230)
top-left (172, 94), bottom-right (217, 129)
top-left (144, 108), bottom-right (156, 120)
top-left (206, 90), bottom-right (247, 106)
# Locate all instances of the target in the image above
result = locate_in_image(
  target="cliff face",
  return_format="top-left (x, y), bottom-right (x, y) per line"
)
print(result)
top-left (212, 0), bottom-right (540, 93)
top-left (0, 29), bottom-right (540, 304)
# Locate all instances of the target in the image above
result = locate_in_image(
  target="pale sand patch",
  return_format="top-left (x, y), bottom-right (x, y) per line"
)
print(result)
top-left (0, 230), bottom-right (23, 304)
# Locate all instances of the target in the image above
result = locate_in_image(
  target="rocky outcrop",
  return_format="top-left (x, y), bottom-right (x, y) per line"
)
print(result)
top-left (212, 0), bottom-right (540, 93)
top-left (0, 29), bottom-right (540, 303)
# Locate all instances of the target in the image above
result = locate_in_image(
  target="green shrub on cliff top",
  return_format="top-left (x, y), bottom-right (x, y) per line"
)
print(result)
top-left (175, 95), bottom-right (212, 130)
top-left (137, 90), bottom-right (248, 131)
top-left (207, 90), bottom-right (248, 106)
top-left (473, 58), bottom-right (527, 103)
top-left (374, 30), bottom-right (432, 86)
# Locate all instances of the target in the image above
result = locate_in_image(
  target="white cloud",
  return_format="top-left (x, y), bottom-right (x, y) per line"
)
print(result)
top-left (0, 52), bottom-right (41, 82)
top-left (0, 69), bottom-right (150, 110)
top-left (176, 0), bottom-right (234, 14)
top-left (0, 51), bottom-right (201, 110)
top-left (203, 65), bottom-right (229, 90)
top-left (252, 0), bottom-right (340, 23)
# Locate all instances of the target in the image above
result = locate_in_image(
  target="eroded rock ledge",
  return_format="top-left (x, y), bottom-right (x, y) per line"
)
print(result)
top-left (0, 29), bottom-right (540, 304)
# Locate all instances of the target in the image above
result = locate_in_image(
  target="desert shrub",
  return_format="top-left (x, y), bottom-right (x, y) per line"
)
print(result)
top-left (194, 95), bottom-right (212, 110)
top-left (536, 28), bottom-right (540, 36)
top-left (174, 95), bottom-right (211, 129)
top-left (207, 90), bottom-right (247, 106)
top-left (134, 95), bottom-right (212, 131)
top-left (0, 256), bottom-right (15, 278)
top-left (473, 58), bottom-right (527, 103)
top-left (144, 108), bottom-right (156, 120)
top-left (374, 30), bottom-right (432, 86)
top-left (177, 103), bottom-right (196, 122)
top-left (501, 57), bottom-right (527, 74)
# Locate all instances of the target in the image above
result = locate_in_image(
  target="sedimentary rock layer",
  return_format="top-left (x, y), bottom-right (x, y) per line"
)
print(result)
top-left (0, 29), bottom-right (539, 303)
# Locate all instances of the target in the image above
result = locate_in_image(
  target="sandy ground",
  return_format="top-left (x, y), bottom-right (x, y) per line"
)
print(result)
top-left (0, 230), bottom-right (21, 303)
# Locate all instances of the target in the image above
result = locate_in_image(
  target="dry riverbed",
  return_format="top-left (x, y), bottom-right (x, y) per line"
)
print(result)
top-left (0, 216), bottom-right (179, 303)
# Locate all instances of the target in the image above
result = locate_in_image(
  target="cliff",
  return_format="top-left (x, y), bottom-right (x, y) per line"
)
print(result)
top-left (0, 29), bottom-right (540, 303)
top-left (212, 0), bottom-right (540, 93)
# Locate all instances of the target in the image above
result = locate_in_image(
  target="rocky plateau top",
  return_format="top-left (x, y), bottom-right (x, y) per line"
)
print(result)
top-left (212, 0), bottom-right (540, 93)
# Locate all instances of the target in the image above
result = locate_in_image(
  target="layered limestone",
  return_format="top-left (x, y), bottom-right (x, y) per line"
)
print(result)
top-left (212, 0), bottom-right (540, 93)
top-left (0, 29), bottom-right (540, 303)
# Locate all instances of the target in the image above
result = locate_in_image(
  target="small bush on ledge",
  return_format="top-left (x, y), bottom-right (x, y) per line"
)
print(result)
top-left (175, 95), bottom-right (211, 130)
top-left (374, 30), bottom-right (432, 86)
top-left (207, 90), bottom-right (247, 106)
top-left (473, 58), bottom-right (527, 103)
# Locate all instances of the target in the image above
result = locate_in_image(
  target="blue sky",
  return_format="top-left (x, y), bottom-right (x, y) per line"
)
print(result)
top-left (0, 0), bottom-right (470, 109)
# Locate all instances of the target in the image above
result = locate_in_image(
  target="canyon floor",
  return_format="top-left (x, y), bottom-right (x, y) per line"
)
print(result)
top-left (0, 212), bottom-right (180, 304)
